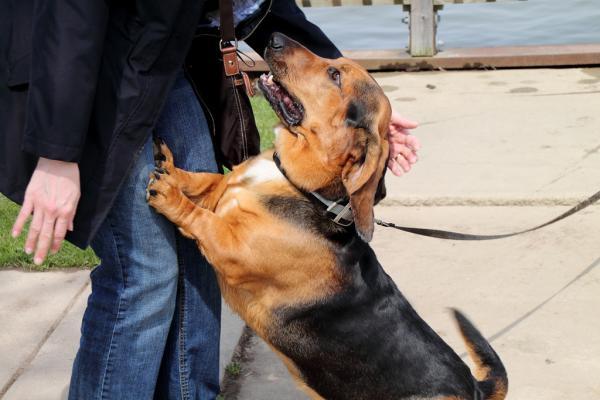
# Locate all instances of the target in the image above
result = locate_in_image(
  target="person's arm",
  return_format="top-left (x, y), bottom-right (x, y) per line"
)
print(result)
top-left (12, 0), bottom-right (110, 265)
top-left (244, 0), bottom-right (342, 59)
top-left (245, 0), bottom-right (419, 177)
top-left (24, 0), bottom-right (110, 161)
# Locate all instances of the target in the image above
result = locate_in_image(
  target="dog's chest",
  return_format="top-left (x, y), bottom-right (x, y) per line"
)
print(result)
top-left (215, 158), bottom-right (285, 217)
top-left (239, 158), bottom-right (285, 184)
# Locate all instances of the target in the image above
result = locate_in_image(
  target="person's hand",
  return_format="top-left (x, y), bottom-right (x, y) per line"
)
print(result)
top-left (387, 110), bottom-right (420, 176)
top-left (12, 158), bottom-right (80, 265)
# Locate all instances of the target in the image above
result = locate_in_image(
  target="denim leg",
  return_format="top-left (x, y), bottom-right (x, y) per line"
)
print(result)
top-left (69, 72), bottom-right (221, 400)
top-left (154, 74), bottom-right (222, 400)
top-left (69, 138), bottom-right (180, 400)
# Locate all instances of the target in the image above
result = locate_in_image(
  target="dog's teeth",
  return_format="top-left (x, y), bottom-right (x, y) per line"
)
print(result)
top-left (267, 74), bottom-right (274, 84)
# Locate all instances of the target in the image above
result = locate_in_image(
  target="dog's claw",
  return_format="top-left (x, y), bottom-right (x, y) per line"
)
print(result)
top-left (153, 172), bottom-right (161, 180)
top-left (152, 137), bottom-right (167, 165)
top-left (155, 167), bottom-right (169, 175)
top-left (148, 189), bottom-right (157, 196)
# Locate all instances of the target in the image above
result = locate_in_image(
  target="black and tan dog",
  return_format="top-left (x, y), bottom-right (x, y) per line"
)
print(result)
top-left (147, 33), bottom-right (508, 400)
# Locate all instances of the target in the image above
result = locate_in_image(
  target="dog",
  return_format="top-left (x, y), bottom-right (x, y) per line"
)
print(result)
top-left (147, 33), bottom-right (508, 400)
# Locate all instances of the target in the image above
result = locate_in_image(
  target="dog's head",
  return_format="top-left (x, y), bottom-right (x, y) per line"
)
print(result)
top-left (258, 33), bottom-right (390, 242)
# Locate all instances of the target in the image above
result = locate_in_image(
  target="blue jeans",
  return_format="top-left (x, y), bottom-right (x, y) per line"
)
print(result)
top-left (69, 72), bottom-right (221, 400)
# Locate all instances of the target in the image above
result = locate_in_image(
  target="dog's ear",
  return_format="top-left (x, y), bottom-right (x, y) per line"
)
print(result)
top-left (341, 101), bottom-right (388, 242)
top-left (345, 101), bottom-right (370, 130)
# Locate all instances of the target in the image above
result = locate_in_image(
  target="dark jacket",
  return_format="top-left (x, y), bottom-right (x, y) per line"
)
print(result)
top-left (0, 0), bottom-right (341, 248)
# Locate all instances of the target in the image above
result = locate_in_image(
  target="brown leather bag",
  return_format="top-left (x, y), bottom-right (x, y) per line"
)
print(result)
top-left (185, 0), bottom-right (261, 170)
top-left (215, 0), bottom-right (261, 169)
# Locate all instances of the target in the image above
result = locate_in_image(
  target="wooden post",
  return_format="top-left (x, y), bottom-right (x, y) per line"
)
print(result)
top-left (409, 0), bottom-right (437, 57)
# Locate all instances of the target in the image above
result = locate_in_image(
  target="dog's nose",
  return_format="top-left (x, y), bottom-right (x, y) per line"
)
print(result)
top-left (269, 33), bottom-right (285, 51)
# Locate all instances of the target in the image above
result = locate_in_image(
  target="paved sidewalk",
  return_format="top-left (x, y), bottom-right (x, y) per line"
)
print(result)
top-left (0, 270), bottom-right (244, 400)
top-left (377, 67), bottom-right (600, 203)
top-left (1, 68), bottom-right (599, 400)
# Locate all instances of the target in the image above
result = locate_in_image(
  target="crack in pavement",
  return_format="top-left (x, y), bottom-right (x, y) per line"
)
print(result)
top-left (0, 280), bottom-right (90, 399)
top-left (460, 256), bottom-right (600, 359)
top-left (536, 141), bottom-right (600, 192)
top-left (379, 197), bottom-right (600, 207)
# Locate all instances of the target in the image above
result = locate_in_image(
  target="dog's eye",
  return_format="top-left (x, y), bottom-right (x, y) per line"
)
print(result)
top-left (327, 67), bottom-right (341, 87)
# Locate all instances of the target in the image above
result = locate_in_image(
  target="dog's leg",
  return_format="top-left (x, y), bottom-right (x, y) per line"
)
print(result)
top-left (146, 175), bottom-right (249, 284)
top-left (152, 138), bottom-right (228, 210)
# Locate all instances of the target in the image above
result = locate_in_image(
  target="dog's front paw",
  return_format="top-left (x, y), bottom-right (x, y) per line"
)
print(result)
top-left (146, 171), bottom-right (183, 219)
top-left (153, 136), bottom-right (178, 174)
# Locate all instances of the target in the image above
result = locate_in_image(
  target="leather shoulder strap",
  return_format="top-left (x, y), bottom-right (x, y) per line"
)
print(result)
top-left (219, 0), bottom-right (236, 44)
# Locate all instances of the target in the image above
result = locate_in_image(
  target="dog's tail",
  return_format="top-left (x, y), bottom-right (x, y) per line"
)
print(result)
top-left (452, 309), bottom-right (508, 400)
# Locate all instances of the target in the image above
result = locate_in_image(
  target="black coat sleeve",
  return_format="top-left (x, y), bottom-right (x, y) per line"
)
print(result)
top-left (244, 0), bottom-right (342, 60)
top-left (22, 0), bottom-right (110, 162)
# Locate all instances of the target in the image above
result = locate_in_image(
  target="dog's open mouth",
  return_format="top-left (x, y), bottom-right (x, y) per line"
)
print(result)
top-left (258, 73), bottom-right (304, 126)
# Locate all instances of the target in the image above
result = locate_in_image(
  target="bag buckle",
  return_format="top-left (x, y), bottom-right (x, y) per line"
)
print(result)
top-left (221, 45), bottom-right (240, 77)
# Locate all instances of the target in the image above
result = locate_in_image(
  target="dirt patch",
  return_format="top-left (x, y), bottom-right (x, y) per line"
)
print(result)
top-left (509, 86), bottom-right (538, 94)
top-left (219, 325), bottom-right (256, 400)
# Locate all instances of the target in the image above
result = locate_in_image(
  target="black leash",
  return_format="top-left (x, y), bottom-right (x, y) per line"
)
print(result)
top-left (375, 189), bottom-right (600, 240)
top-left (273, 150), bottom-right (599, 241)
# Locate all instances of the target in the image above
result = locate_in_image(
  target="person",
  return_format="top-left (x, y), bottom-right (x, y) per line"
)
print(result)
top-left (1, 0), bottom-right (419, 398)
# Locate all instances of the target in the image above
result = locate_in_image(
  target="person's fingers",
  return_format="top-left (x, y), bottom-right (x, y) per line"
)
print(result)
top-left (395, 153), bottom-right (412, 172)
top-left (388, 130), bottom-right (421, 151)
top-left (397, 145), bottom-right (418, 165)
top-left (387, 158), bottom-right (404, 177)
top-left (24, 207), bottom-right (43, 255)
top-left (390, 112), bottom-right (419, 130)
top-left (12, 198), bottom-right (33, 238)
top-left (388, 128), bottom-right (408, 142)
top-left (389, 140), bottom-right (417, 164)
top-left (51, 217), bottom-right (69, 255)
top-left (391, 119), bottom-right (418, 130)
top-left (34, 214), bottom-right (56, 265)
top-left (404, 135), bottom-right (421, 152)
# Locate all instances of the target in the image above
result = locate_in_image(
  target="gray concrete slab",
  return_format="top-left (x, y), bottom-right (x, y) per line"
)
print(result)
top-left (0, 269), bottom-right (245, 399)
top-left (237, 335), bottom-right (306, 400)
top-left (3, 283), bottom-right (90, 400)
top-left (236, 205), bottom-right (600, 400)
top-left (0, 270), bottom-right (89, 396)
top-left (375, 68), bottom-right (600, 203)
top-left (220, 306), bottom-right (246, 381)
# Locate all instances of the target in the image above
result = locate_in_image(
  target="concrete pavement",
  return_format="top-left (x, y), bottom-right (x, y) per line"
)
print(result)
top-left (377, 67), bottom-right (600, 203)
top-left (1, 67), bottom-right (599, 399)
top-left (0, 270), bottom-right (245, 400)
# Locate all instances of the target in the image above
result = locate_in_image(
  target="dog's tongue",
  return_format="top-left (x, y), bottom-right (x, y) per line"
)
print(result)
top-left (258, 73), bottom-right (304, 125)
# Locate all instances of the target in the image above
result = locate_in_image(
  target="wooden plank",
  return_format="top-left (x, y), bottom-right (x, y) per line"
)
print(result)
top-left (242, 44), bottom-right (600, 72)
top-left (296, 0), bottom-right (519, 6)
top-left (298, 0), bottom-right (396, 6)
top-left (409, 0), bottom-right (437, 56)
